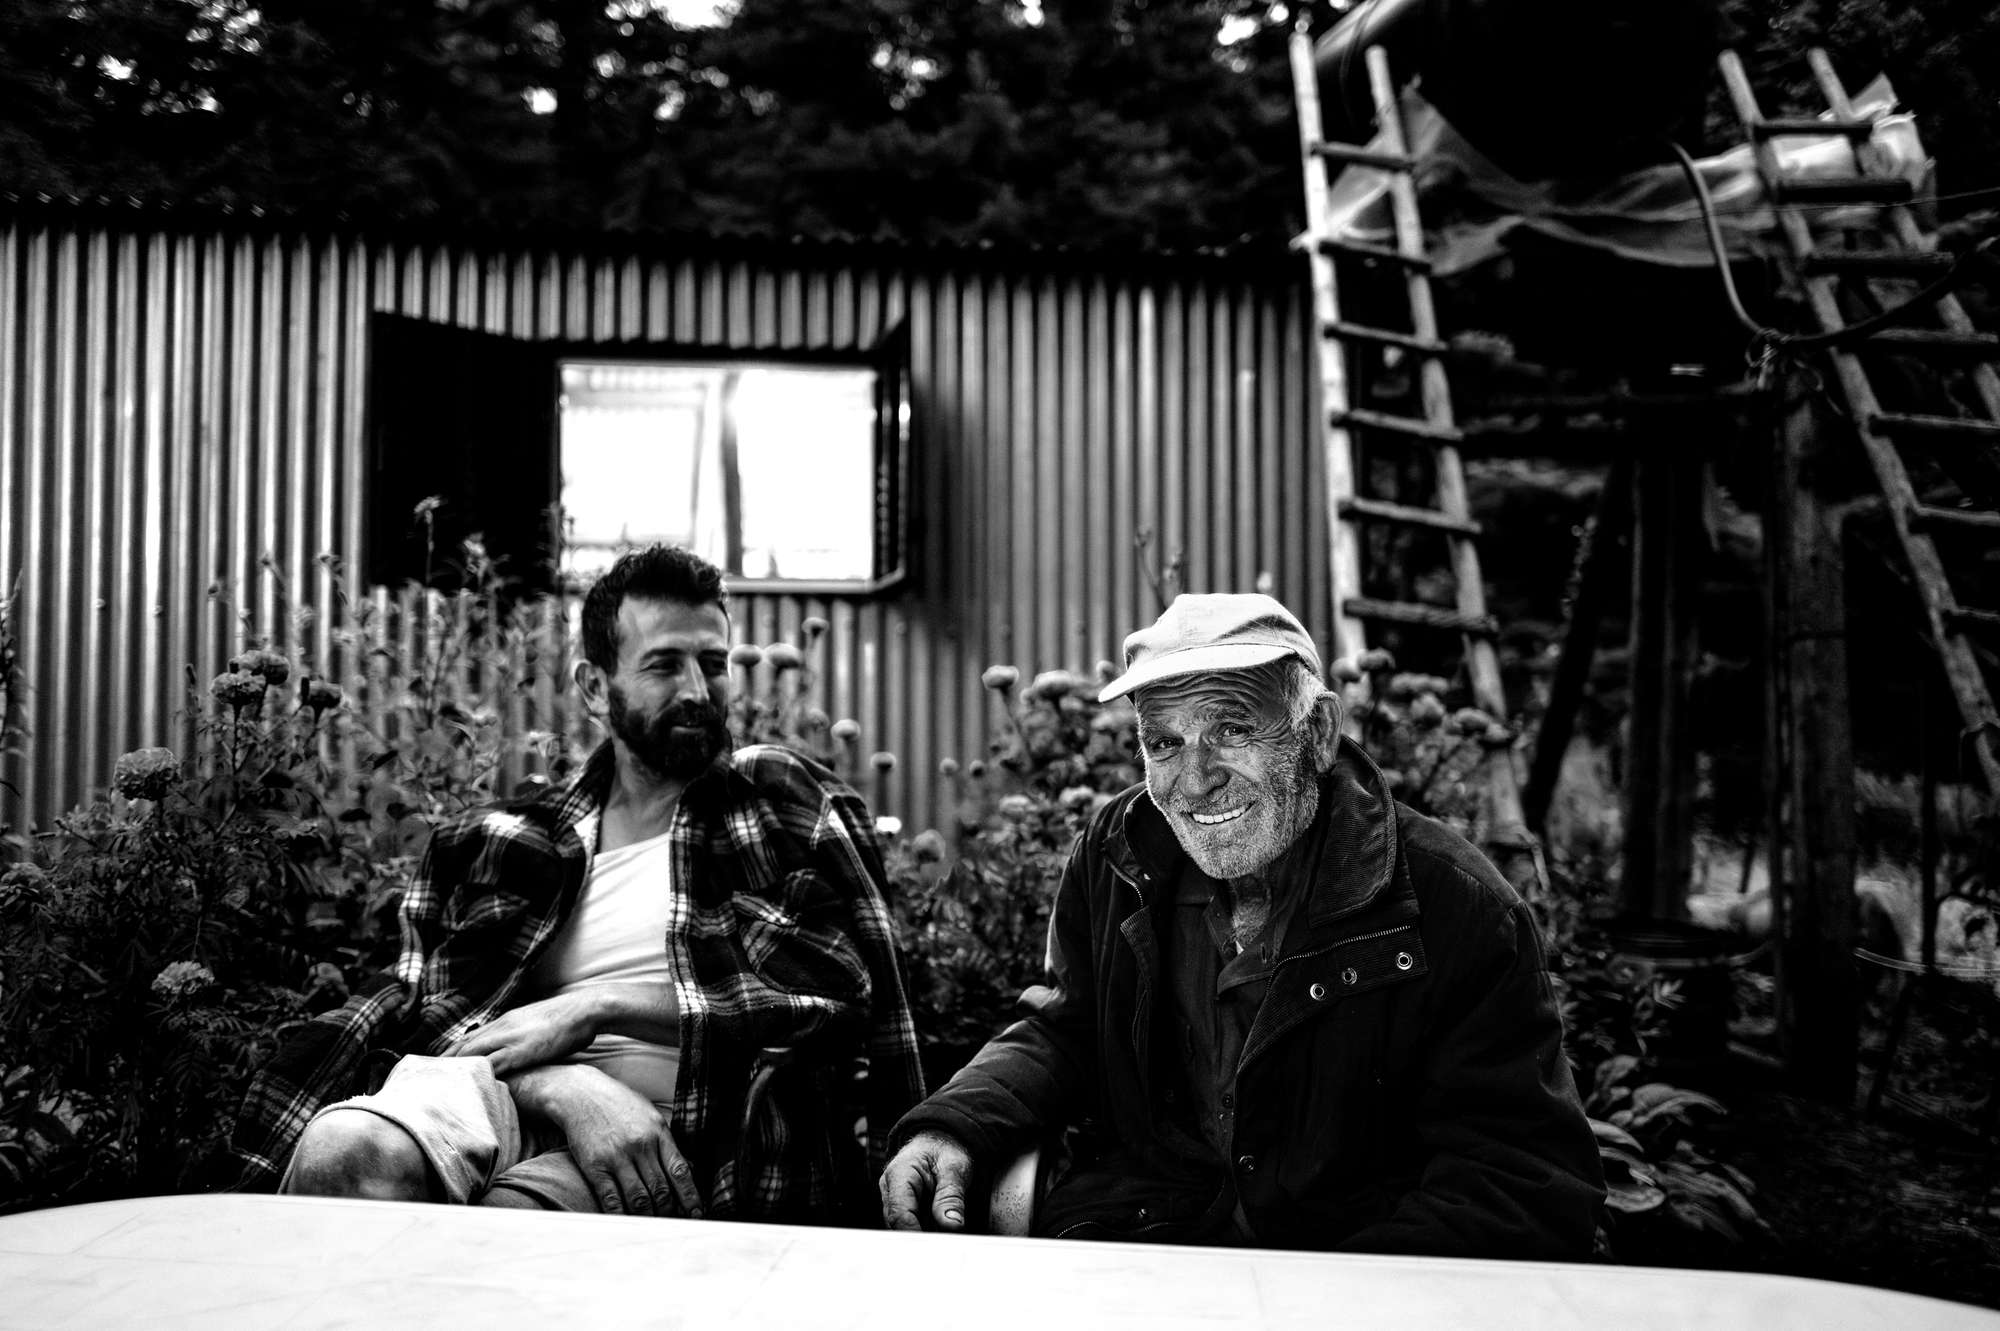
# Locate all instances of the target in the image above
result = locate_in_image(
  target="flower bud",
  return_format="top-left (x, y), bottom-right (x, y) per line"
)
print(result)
top-left (1357, 648), bottom-right (1396, 673)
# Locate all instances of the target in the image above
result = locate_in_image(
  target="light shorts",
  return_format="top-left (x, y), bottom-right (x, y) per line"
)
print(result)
top-left (278, 1054), bottom-right (601, 1210)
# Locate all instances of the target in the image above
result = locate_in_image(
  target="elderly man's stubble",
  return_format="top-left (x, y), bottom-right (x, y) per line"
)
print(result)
top-left (1134, 669), bottom-right (1326, 888)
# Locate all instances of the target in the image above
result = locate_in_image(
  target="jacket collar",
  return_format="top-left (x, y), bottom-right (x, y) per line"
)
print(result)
top-left (1104, 736), bottom-right (1404, 928)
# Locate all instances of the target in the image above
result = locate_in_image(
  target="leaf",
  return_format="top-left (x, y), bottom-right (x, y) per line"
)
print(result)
top-left (1590, 1118), bottom-right (1646, 1154)
top-left (1597, 1146), bottom-right (1657, 1185)
top-left (1604, 1178), bottom-right (1667, 1214)
top-left (1592, 1053), bottom-right (1639, 1099)
top-left (1627, 1084), bottom-right (1728, 1129)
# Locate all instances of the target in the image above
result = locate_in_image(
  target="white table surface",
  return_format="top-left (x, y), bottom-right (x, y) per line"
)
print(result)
top-left (0, 1193), bottom-right (1993, 1331)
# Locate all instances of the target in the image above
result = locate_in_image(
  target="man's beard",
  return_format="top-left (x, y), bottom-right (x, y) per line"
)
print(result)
top-left (608, 687), bottom-right (730, 780)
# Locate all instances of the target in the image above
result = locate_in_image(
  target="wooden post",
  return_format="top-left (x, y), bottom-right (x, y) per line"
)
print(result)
top-left (1766, 374), bottom-right (1859, 1100)
top-left (1526, 456), bottom-right (1633, 835)
top-left (1621, 439), bottom-right (1701, 922)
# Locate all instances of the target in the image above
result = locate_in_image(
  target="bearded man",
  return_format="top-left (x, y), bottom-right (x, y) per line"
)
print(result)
top-left (230, 545), bottom-right (922, 1223)
top-left (881, 593), bottom-right (1603, 1257)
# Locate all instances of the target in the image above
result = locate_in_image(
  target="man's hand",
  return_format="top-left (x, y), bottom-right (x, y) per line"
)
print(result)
top-left (880, 1130), bottom-right (976, 1232)
top-left (512, 1064), bottom-right (703, 1218)
top-left (447, 993), bottom-right (597, 1076)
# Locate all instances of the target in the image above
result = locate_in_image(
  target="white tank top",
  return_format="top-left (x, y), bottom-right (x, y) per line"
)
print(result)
top-left (525, 827), bottom-right (681, 1109)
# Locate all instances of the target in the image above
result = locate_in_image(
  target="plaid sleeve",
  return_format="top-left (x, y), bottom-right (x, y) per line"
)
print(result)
top-left (225, 798), bottom-right (571, 1189)
top-left (727, 748), bottom-right (926, 1168)
top-left (224, 974), bottom-right (409, 1190)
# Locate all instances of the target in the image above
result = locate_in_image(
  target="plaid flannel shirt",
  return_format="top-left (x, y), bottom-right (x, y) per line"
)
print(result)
top-left (228, 742), bottom-right (925, 1223)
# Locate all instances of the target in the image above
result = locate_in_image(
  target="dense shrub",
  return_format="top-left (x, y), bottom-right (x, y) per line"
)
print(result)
top-left (0, 551), bottom-right (585, 1209)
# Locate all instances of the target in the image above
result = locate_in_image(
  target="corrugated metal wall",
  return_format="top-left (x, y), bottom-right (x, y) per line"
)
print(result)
top-left (0, 211), bottom-right (1325, 835)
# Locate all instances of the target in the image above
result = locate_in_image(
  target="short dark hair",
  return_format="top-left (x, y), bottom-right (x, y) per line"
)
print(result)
top-left (581, 545), bottom-right (729, 671)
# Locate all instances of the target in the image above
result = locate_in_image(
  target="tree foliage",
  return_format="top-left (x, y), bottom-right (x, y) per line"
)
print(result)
top-left (0, 0), bottom-right (1990, 245)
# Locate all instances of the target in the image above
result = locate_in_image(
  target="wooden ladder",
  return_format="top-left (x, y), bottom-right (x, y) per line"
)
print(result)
top-left (1287, 30), bottom-right (1532, 849)
top-left (1721, 48), bottom-right (2000, 793)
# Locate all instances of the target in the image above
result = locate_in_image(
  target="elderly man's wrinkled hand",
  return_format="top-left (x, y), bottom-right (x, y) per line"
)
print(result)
top-left (880, 1130), bottom-right (976, 1232)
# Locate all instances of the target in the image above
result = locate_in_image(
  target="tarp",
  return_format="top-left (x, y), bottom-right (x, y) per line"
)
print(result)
top-left (1326, 77), bottom-right (1932, 275)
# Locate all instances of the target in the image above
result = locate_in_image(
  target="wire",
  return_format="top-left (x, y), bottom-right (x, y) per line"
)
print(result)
top-left (1666, 137), bottom-right (1999, 360)
top-left (1708, 179), bottom-right (2000, 214)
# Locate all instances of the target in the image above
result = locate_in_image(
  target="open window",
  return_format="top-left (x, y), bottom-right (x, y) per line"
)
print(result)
top-left (367, 315), bottom-right (912, 595)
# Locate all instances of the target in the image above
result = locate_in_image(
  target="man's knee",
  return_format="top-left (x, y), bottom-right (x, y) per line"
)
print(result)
top-left (478, 1184), bottom-right (545, 1210)
top-left (284, 1110), bottom-right (437, 1202)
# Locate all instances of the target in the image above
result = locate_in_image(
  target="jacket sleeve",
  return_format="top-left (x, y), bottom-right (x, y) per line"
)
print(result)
top-left (1340, 880), bottom-right (1605, 1260)
top-left (889, 825), bottom-right (1102, 1165)
top-left (816, 777), bottom-right (929, 1173)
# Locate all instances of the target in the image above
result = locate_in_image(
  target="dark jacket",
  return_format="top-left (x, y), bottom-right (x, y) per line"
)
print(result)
top-left (894, 738), bottom-right (1604, 1258)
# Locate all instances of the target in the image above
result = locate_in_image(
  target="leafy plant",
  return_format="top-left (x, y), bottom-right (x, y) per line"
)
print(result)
top-left (1586, 1053), bottom-right (1771, 1262)
top-left (0, 539), bottom-right (591, 1211)
top-left (1336, 648), bottom-right (1517, 840)
top-left (878, 663), bottom-right (1137, 1075)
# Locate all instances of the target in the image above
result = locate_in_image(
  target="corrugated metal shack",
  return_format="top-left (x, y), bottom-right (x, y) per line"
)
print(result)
top-left (0, 199), bottom-right (1326, 834)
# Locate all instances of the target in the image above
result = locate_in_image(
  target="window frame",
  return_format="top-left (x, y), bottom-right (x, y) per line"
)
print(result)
top-left (366, 314), bottom-right (914, 598)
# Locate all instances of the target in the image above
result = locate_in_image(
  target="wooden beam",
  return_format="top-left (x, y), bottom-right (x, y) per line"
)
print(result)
top-left (1524, 457), bottom-right (1631, 834)
top-left (1767, 376), bottom-right (1860, 1100)
top-left (1620, 441), bottom-right (1702, 921)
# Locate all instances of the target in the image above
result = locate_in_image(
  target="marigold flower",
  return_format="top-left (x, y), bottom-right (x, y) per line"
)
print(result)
top-left (728, 644), bottom-right (764, 669)
top-left (799, 707), bottom-right (830, 732)
top-left (113, 747), bottom-right (181, 801)
top-left (981, 664), bottom-right (1020, 692)
top-left (1058, 785), bottom-right (1097, 812)
top-left (1356, 648), bottom-right (1396, 673)
top-left (211, 670), bottom-right (267, 709)
top-left (1330, 658), bottom-right (1365, 684)
top-left (304, 679), bottom-right (344, 714)
top-left (831, 718), bottom-right (861, 743)
top-left (938, 757), bottom-right (961, 778)
top-left (870, 751), bottom-right (898, 773)
top-left (765, 642), bottom-right (804, 671)
top-left (1449, 707), bottom-right (1494, 735)
top-left (1410, 694), bottom-right (1448, 728)
top-left (802, 617), bottom-right (829, 642)
top-left (997, 794), bottom-right (1038, 821)
top-left (874, 815), bottom-right (904, 838)
top-left (1027, 670), bottom-right (1087, 701)
top-left (229, 648), bottom-right (290, 687)
top-left (150, 960), bottom-right (216, 1001)
top-left (966, 760), bottom-right (988, 779)
top-left (1096, 659), bottom-right (1120, 685)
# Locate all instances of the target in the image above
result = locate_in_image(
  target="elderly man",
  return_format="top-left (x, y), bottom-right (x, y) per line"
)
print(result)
top-left (881, 593), bottom-right (1602, 1256)
top-left (230, 545), bottom-right (923, 1223)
